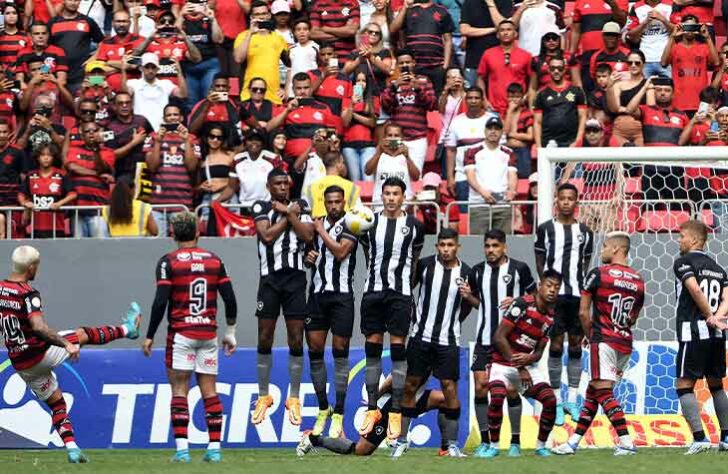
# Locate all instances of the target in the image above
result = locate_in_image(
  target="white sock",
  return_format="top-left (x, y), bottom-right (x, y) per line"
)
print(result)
top-left (175, 438), bottom-right (189, 451)
top-left (555, 390), bottom-right (563, 404)
top-left (618, 435), bottom-right (633, 448)
top-left (535, 439), bottom-right (546, 449)
top-left (568, 387), bottom-right (579, 404)
top-left (120, 325), bottom-right (129, 336)
top-left (208, 442), bottom-right (220, 450)
top-left (65, 441), bottom-right (79, 450)
top-left (568, 433), bottom-right (582, 446)
top-left (491, 441), bottom-right (500, 450)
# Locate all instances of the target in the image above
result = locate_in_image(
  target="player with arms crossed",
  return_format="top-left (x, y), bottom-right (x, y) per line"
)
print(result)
top-left (671, 220), bottom-right (728, 454)
top-left (143, 212), bottom-right (238, 463)
top-left (0, 245), bottom-right (141, 463)
top-left (459, 229), bottom-right (536, 457)
top-left (484, 270), bottom-right (562, 458)
top-left (553, 232), bottom-right (645, 456)
top-left (535, 182), bottom-right (594, 424)
top-left (359, 176), bottom-right (425, 440)
top-left (303, 185), bottom-right (358, 438)
top-left (251, 168), bottom-right (314, 426)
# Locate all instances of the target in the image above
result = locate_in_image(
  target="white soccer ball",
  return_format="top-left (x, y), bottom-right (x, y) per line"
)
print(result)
top-left (344, 206), bottom-right (375, 236)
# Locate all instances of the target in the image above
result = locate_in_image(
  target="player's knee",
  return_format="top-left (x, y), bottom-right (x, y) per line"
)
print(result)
top-left (535, 385), bottom-right (556, 410)
top-left (332, 347), bottom-right (349, 359)
top-left (364, 341), bottom-right (383, 359)
top-left (568, 347), bottom-right (582, 359)
top-left (390, 343), bottom-right (406, 361)
top-left (488, 382), bottom-right (507, 406)
top-left (549, 346), bottom-right (563, 359)
top-left (441, 406), bottom-right (461, 420)
top-left (475, 380), bottom-right (489, 397)
top-left (676, 387), bottom-right (694, 398)
top-left (308, 350), bottom-right (324, 361)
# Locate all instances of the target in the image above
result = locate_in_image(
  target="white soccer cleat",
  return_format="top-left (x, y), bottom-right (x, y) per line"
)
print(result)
top-left (719, 440), bottom-right (728, 452)
top-left (390, 440), bottom-right (408, 459)
top-left (551, 442), bottom-right (577, 455)
top-left (684, 440), bottom-right (712, 455)
top-left (446, 444), bottom-right (467, 457)
top-left (296, 431), bottom-right (315, 457)
top-left (614, 445), bottom-right (637, 456)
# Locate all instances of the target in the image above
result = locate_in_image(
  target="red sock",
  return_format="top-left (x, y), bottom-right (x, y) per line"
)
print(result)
top-left (575, 385), bottom-right (598, 436)
top-left (82, 326), bottom-right (125, 345)
top-left (48, 397), bottom-right (75, 446)
top-left (171, 396), bottom-right (190, 441)
top-left (527, 383), bottom-right (556, 443)
top-left (487, 382), bottom-right (506, 443)
top-left (594, 387), bottom-right (628, 437)
top-left (204, 395), bottom-right (223, 443)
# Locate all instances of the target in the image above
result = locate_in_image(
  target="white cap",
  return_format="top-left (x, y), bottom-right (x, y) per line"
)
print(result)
top-left (141, 52), bottom-right (159, 67)
top-left (271, 0), bottom-right (291, 14)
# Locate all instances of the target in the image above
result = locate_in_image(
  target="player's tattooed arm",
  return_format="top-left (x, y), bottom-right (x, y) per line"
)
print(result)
top-left (29, 315), bottom-right (76, 351)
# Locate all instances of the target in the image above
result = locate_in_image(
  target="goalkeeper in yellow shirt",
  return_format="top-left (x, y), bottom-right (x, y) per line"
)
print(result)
top-left (304, 151), bottom-right (362, 218)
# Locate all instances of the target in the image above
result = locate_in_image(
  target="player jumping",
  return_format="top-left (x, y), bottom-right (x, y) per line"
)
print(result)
top-left (553, 232), bottom-right (645, 456)
top-left (483, 270), bottom-right (562, 457)
top-left (0, 245), bottom-right (141, 463)
top-left (143, 212), bottom-right (238, 463)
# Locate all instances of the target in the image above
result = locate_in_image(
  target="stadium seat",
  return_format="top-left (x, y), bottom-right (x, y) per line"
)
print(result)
top-left (637, 210), bottom-right (691, 233)
top-left (517, 179), bottom-right (530, 199)
top-left (458, 213), bottom-right (469, 235)
top-left (357, 181), bottom-right (374, 202)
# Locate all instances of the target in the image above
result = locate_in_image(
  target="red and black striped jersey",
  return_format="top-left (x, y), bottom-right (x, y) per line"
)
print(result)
top-left (282, 100), bottom-right (339, 159)
top-left (0, 31), bottom-right (30, 70)
top-left (588, 46), bottom-right (630, 79)
top-left (572, 0), bottom-right (629, 53)
top-left (309, 0), bottom-right (360, 64)
top-left (381, 80), bottom-right (437, 140)
top-left (65, 145), bottom-right (115, 207)
top-left (20, 167), bottom-right (75, 235)
top-left (492, 294), bottom-right (554, 366)
top-left (15, 44), bottom-right (68, 77)
top-left (308, 70), bottom-right (353, 116)
top-left (47, 13), bottom-right (104, 82)
top-left (0, 144), bottom-right (24, 206)
top-left (638, 105), bottom-right (688, 146)
top-left (95, 34), bottom-right (146, 91)
top-left (0, 279), bottom-right (48, 370)
top-left (583, 263), bottom-right (644, 354)
top-left (143, 132), bottom-right (200, 208)
top-left (531, 52), bottom-right (576, 89)
top-left (144, 38), bottom-right (189, 85)
top-left (402, 3), bottom-right (455, 68)
top-left (156, 247), bottom-right (231, 340)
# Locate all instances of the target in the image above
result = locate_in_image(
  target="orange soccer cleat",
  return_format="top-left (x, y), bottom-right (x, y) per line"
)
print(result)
top-left (251, 395), bottom-right (274, 425)
top-left (358, 409), bottom-right (382, 436)
top-left (286, 397), bottom-right (302, 425)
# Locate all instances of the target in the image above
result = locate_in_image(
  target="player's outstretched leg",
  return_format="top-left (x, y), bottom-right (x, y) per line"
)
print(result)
top-left (45, 389), bottom-right (88, 463)
top-left (297, 431), bottom-right (357, 456)
top-left (553, 385), bottom-right (598, 455)
top-left (507, 396), bottom-right (522, 457)
top-left (528, 383), bottom-right (556, 457)
top-left (483, 381), bottom-right (506, 458)
top-left (253, 319), bottom-right (275, 425)
top-left (78, 302), bottom-right (142, 345)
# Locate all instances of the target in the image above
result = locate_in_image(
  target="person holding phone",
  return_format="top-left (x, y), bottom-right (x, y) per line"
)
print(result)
top-left (94, 10), bottom-right (147, 93)
top-left (309, 0), bottom-right (361, 65)
top-left (19, 59), bottom-right (74, 125)
top-left (342, 72), bottom-right (379, 182)
top-left (309, 43), bottom-right (352, 122)
top-left (607, 49), bottom-right (649, 146)
top-left (15, 23), bottom-right (69, 90)
top-left (343, 22), bottom-right (393, 98)
top-left (365, 122), bottom-right (420, 205)
top-left (181, 0), bottom-right (224, 110)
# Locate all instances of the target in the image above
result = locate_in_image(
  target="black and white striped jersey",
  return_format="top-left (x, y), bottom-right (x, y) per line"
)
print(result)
top-left (360, 211), bottom-right (425, 296)
top-left (252, 199), bottom-right (313, 277)
top-left (311, 216), bottom-right (358, 293)
top-left (468, 257), bottom-right (536, 346)
top-left (534, 219), bottom-right (594, 297)
top-left (411, 255), bottom-right (472, 346)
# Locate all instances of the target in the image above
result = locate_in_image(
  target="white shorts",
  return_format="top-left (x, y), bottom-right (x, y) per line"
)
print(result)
top-left (490, 362), bottom-right (548, 394)
top-left (166, 333), bottom-right (219, 375)
top-left (404, 137), bottom-right (428, 174)
top-left (589, 342), bottom-right (630, 383)
top-left (17, 345), bottom-right (72, 401)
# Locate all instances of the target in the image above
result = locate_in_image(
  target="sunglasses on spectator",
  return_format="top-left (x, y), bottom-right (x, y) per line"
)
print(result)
top-left (251, 87), bottom-right (266, 93)
top-left (80, 109), bottom-right (96, 115)
top-left (549, 65), bottom-right (565, 71)
top-left (585, 127), bottom-right (602, 133)
top-left (627, 60), bottom-right (643, 65)
top-left (366, 30), bottom-right (381, 35)
top-left (208, 134), bottom-right (223, 140)
top-left (159, 19), bottom-right (174, 25)
top-left (544, 35), bottom-right (559, 41)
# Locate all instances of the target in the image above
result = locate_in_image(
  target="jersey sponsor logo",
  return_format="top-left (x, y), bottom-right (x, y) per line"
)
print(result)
top-left (177, 252), bottom-right (191, 261)
top-left (678, 264), bottom-right (691, 272)
top-left (203, 357), bottom-right (217, 368)
top-left (191, 263), bottom-right (205, 272)
top-left (609, 269), bottom-right (623, 278)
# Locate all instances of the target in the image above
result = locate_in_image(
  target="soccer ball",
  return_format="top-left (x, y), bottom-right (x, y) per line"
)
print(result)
top-left (344, 206), bottom-right (375, 235)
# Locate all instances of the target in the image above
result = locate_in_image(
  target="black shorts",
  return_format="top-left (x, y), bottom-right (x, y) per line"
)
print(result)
top-left (306, 292), bottom-right (355, 338)
top-left (676, 338), bottom-right (727, 380)
top-left (551, 296), bottom-right (583, 337)
top-left (470, 344), bottom-right (493, 372)
top-left (361, 390), bottom-right (432, 447)
top-left (256, 269), bottom-right (307, 320)
top-left (406, 338), bottom-right (460, 381)
top-left (360, 290), bottom-right (412, 337)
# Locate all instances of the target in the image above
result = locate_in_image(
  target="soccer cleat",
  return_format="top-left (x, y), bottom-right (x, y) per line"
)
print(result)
top-left (508, 444), bottom-right (522, 457)
top-left (390, 439), bottom-right (408, 458)
top-left (719, 438), bottom-right (728, 451)
top-left (312, 407), bottom-right (333, 435)
top-left (171, 449), bottom-right (191, 463)
top-left (482, 446), bottom-right (500, 458)
top-left (296, 431), bottom-right (315, 457)
top-left (202, 448), bottom-right (222, 463)
top-left (438, 449), bottom-right (448, 457)
top-left (564, 401), bottom-right (581, 419)
top-left (555, 403), bottom-right (565, 426)
top-left (446, 444), bottom-right (467, 457)
top-left (286, 397), bottom-right (302, 425)
top-left (472, 442), bottom-right (490, 458)
top-left (67, 448), bottom-right (89, 464)
top-left (387, 412), bottom-right (402, 440)
top-left (123, 302), bottom-right (142, 339)
top-left (534, 447), bottom-right (552, 457)
top-left (252, 395), bottom-right (274, 425)
top-left (551, 442), bottom-right (577, 455)
top-left (684, 440), bottom-right (712, 455)
top-left (614, 445), bottom-right (637, 456)
top-left (358, 409), bottom-right (382, 435)
top-left (328, 413), bottom-right (344, 438)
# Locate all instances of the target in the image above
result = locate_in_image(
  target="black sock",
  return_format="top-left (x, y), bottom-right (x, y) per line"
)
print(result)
top-left (511, 433), bottom-right (520, 445)
top-left (480, 430), bottom-right (490, 444)
top-left (694, 430), bottom-right (706, 442)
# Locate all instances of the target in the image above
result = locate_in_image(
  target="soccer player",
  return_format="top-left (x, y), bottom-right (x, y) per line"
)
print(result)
top-left (460, 229), bottom-right (536, 457)
top-left (143, 212), bottom-right (238, 463)
top-left (251, 168), bottom-right (314, 425)
top-left (535, 182), bottom-right (594, 424)
top-left (0, 245), bottom-right (141, 463)
top-left (553, 232), bottom-right (645, 456)
top-left (393, 228), bottom-right (472, 458)
top-left (359, 176), bottom-right (425, 440)
top-left (670, 220), bottom-right (728, 454)
top-left (303, 185), bottom-right (358, 438)
top-left (484, 270), bottom-right (562, 458)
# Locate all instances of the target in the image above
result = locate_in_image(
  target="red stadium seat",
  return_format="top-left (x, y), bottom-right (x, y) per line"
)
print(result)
top-left (458, 213), bottom-right (469, 235)
top-left (517, 179), bottom-right (530, 199)
top-left (637, 210), bottom-right (691, 233)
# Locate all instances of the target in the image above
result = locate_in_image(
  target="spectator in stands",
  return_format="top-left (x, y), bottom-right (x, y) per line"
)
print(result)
top-left (102, 177), bottom-right (159, 237)
top-left (625, 0), bottom-right (673, 78)
top-left (390, 0), bottom-right (454, 93)
top-left (224, 129), bottom-right (280, 210)
top-left (272, 0), bottom-right (295, 93)
top-left (310, 43), bottom-right (353, 118)
top-left (180, 0), bottom-right (224, 110)
top-left (704, 106), bottom-right (728, 231)
top-left (366, 121), bottom-right (420, 203)
top-left (343, 21), bottom-right (393, 97)
top-left (679, 86), bottom-right (721, 145)
top-left (19, 59), bottom-right (73, 124)
top-left (503, 82), bottom-right (534, 178)
top-left (588, 63), bottom-right (613, 134)
top-left (416, 171), bottom-right (459, 233)
top-left (293, 128), bottom-right (331, 199)
top-left (0, 120), bottom-right (24, 238)
top-left (26, 0), bottom-right (63, 26)
top-left (534, 56), bottom-right (587, 147)
top-left (271, 129), bottom-right (288, 160)
top-left (234, 1), bottom-right (290, 106)
top-left (16, 23), bottom-right (68, 88)
top-left (77, 62), bottom-right (114, 125)
top-left (529, 32), bottom-right (581, 105)
top-left (198, 124), bottom-right (235, 230)
top-left (16, 95), bottom-right (66, 155)
top-left (512, 1), bottom-right (563, 57)
top-left (607, 50), bottom-right (649, 146)
top-left (94, 10), bottom-right (146, 93)
top-left (440, 0), bottom-right (464, 67)
top-left (464, 116), bottom-right (517, 234)
top-left (367, 0), bottom-right (392, 49)
top-left (62, 98), bottom-right (103, 157)
top-left (304, 150), bottom-right (361, 218)
top-left (287, 18), bottom-right (319, 96)
top-left (240, 77), bottom-right (279, 132)
top-left (342, 71), bottom-right (379, 182)
top-left (381, 48), bottom-right (436, 173)
top-left (48, 0), bottom-right (104, 93)
top-left (460, 0), bottom-right (511, 89)
top-left (19, 143), bottom-right (76, 239)
top-left (309, 0), bottom-right (360, 66)
top-left (477, 20), bottom-right (531, 116)
top-left (661, 15), bottom-right (719, 116)
top-left (126, 0), bottom-right (156, 37)
top-left (213, 0), bottom-right (250, 79)
top-left (107, 91), bottom-right (153, 181)
top-left (143, 103), bottom-right (200, 236)
top-left (121, 53), bottom-right (188, 131)
top-left (65, 121), bottom-right (116, 237)
top-left (0, 5), bottom-right (30, 71)
top-left (711, 41), bottom-right (728, 105)
top-left (0, 75), bottom-right (19, 131)
top-left (588, 22), bottom-right (630, 82)
top-left (570, 0), bottom-right (628, 90)
top-left (438, 67), bottom-right (467, 158)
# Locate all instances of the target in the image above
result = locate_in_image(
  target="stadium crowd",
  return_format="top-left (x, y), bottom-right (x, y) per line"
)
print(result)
top-left (0, 0), bottom-right (724, 238)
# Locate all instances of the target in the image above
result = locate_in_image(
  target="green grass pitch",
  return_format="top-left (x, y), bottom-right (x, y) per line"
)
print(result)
top-left (0, 448), bottom-right (726, 474)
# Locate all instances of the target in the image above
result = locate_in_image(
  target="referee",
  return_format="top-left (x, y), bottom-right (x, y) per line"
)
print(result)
top-left (534, 182), bottom-right (593, 425)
